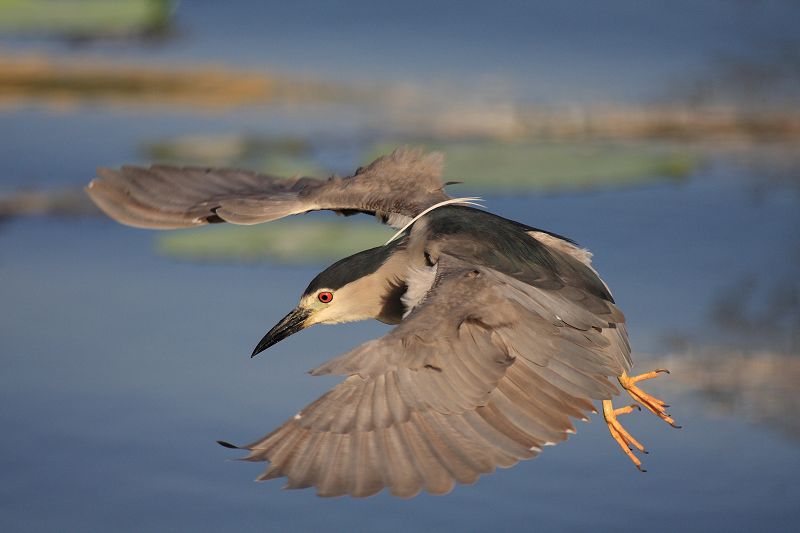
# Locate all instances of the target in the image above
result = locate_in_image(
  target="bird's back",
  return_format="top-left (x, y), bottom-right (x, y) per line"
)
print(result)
top-left (418, 205), bottom-right (614, 303)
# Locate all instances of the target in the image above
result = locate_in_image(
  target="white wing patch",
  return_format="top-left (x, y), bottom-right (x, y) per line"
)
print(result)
top-left (401, 263), bottom-right (438, 317)
top-left (528, 231), bottom-right (594, 267)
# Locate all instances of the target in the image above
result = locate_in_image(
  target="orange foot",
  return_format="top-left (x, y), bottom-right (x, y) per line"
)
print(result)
top-left (603, 400), bottom-right (648, 471)
top-left (620, 369), bottom-right (681, 428)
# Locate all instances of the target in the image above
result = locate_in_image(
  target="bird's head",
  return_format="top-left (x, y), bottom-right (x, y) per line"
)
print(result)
top-left (251, 241), bottom-right (408, 357)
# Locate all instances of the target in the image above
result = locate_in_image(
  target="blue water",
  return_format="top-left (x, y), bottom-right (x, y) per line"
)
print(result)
top-left (2, 160), bottom-right (799, 531)
top-left (2, 1), bottom-right (800, 531)
top-left (5, 0), bottom-right (800, 104)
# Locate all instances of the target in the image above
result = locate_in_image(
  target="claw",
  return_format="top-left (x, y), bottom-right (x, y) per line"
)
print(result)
top-left (619, 369), bottom-right (679, 428)
top-left (604, 369), bottom-right (679, 470)
top-left (603, 400), bottom-right (647, 471)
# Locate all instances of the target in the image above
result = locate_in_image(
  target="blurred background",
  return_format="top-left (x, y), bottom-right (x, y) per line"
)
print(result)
top-left (1, 1), bottom-right (799, 531)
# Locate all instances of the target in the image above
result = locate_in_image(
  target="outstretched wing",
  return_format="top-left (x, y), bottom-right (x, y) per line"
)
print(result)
top-left (223, 255), bottom-right (629, 498)
top-left (86, 147), bottom-right (448, 229)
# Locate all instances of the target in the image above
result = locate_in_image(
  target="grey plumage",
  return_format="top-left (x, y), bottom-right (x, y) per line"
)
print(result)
top-left (87, 146), bottom-right (638, 498)
top-left (87, 147), bottom-right (447, 229)
top-left (237, 245), bottom-right (628, 497)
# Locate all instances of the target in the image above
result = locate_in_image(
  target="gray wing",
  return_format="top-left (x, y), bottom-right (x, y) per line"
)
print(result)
top-left (86, 147), bottom-right (448, 229)
top-left (224, 256), bottom-right (629, 498)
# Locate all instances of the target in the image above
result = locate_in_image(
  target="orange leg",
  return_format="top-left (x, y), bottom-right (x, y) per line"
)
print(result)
top-left (619, 369), bottom-right (681, 428)
top-left (603, 400), bottom-right (647, 471)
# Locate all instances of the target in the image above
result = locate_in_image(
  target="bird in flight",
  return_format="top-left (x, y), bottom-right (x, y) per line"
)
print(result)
top-left (87, 147), bottom-right (678, 498)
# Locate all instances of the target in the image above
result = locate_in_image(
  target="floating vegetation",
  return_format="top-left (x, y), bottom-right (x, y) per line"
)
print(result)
top-left (1, 48), bottom-right (797, 140)
top-left (152, 140), bottom-right (698, 263)
top-left (141, 134), bottom-right (328, 177)
top-left (380, 99), bottom-right (800, 142)
top-left (0, 189), bottom-right (98, 220)
top-left (156, 219), bottom-right (391, 263)
top-left (0, 54), bottom-right (360, 111)
top-left (366, 141), bottom-right (699, 193)
top-left (144, 135), bottom-right (310, 164)
top-left (0, 0), bottom-right (176, 39)
top-left (144, 134), bottom-right (698, 194)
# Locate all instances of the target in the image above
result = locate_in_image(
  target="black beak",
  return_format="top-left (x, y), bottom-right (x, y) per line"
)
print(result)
top-left (251, 307), bottom-right (312, 358)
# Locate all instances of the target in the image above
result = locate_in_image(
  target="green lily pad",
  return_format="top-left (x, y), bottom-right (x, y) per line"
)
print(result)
top-left (0, 0), bottom-right (175, 37)
top-left (366, 141), bottom-right (698, 193)
top-left (157, 219), bottom-right (392, 264)
top-left (142, 135), bottom-right (327, 177)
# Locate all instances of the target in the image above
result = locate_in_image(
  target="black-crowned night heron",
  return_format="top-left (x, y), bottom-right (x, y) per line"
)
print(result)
top-left (87, 147), bottom-right (678, 498)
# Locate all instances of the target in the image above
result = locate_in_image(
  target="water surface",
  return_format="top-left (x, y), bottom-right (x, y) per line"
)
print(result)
top-left (1, 2), bottom-right (799, 531)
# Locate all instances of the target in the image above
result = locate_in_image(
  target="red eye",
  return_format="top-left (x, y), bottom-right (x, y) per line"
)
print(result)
top-left (318, 291), bottom-right (333, 303)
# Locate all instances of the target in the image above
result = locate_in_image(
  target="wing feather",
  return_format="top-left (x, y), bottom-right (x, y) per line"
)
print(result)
top-left (227, 253), bottom-right (629, 496)
top-left (315, 434), bottom-right (350, 497)
top-left (381, 425), bottom-right (423, 498)
top-left (87, 147), bottom-right (449, 229)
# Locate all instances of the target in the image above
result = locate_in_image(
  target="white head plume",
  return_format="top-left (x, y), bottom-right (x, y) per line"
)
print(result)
top-left (384, 197), bottom-right (485, 245)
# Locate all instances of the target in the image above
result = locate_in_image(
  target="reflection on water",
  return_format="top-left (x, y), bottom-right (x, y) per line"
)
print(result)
top-left (709, 275), bottom-right (800, 354)
top-left (725, 143), bottom-right (800, 198)
top-left (652, 350), bottom-right (800, 442)
top-left (664, 43), bottom-right (800, 114)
